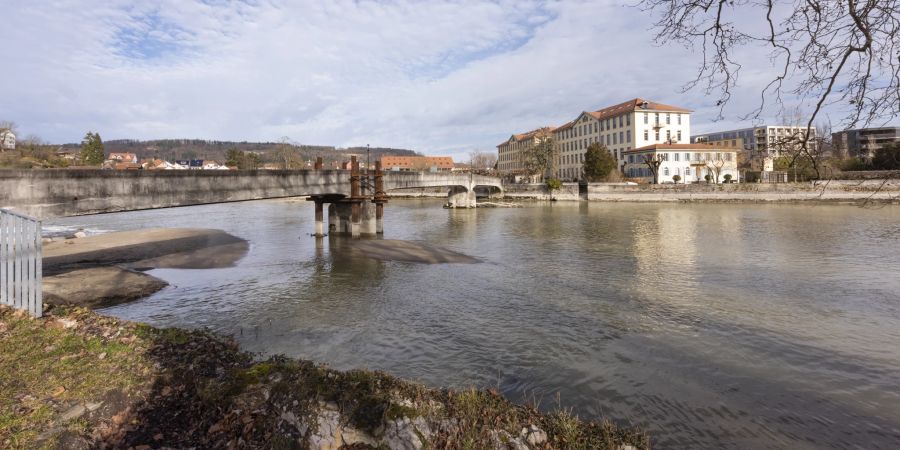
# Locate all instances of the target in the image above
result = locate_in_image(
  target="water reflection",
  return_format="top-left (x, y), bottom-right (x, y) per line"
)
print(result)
top-left (48, 200), bottom-right (900, 449)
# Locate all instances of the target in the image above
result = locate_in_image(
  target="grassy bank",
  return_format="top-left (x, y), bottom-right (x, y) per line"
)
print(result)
top-left (0, 306), bottom-right (648, 449)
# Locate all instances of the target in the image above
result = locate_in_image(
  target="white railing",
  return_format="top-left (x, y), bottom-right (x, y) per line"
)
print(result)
top-left (0, 209), bottom-right (42, 317)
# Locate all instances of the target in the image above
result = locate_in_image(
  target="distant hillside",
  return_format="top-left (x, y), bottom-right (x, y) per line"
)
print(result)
top-left (59, 139), bottom-right (422, 164)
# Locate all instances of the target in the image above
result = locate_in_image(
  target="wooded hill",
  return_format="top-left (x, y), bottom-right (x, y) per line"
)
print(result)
top-left (58, 139), bottom-right (421, 164)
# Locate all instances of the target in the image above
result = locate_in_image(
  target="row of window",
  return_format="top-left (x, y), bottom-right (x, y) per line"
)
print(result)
top-left (642, 129), bottom-right (683, 142)
top-left (626, 166), bottom-right (705, 178)
top-left (625, 152), bottom-right (734, 164)
top-left (642, 112), bottom-right (683, 126)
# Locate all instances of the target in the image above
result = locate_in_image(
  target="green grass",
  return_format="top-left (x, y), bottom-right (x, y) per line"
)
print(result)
top-left (0, 308), bottom-right (149, 448)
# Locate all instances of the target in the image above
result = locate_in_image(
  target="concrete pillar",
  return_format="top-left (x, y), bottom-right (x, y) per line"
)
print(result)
top-left (374, 161), bottom-right (385, 234)
top-left (447, 186), bottom-right (476, 208)
top-left (359, 201), bottom-right (377, 235)
top-left (350, 156), bottom-right (361, 238)
top-left (314, 200), bottom-right (325, 237)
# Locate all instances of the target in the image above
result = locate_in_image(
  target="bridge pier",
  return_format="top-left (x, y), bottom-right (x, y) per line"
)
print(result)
top-left (447, 186), bottom-right (476, 208)
top-left (314, 200), bottom-right (325, 237)
top-left (310, 156), bottom-right (385, 237)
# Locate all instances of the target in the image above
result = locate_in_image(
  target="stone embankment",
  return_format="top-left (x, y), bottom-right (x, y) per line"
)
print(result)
top-left (0, 306), bottom-right (649, 449)
top-left (501, 179), bottom-right (900, 204)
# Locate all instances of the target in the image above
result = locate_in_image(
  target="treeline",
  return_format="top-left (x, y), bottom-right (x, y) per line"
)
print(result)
top-left (57, 139), bottom-right (421, 164)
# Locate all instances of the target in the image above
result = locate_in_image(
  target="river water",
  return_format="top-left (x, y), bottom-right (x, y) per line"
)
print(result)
top-left (48, 200), bottom-right (900, 449)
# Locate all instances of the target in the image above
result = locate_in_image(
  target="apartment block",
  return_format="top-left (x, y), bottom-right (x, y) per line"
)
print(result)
top-left (497, 127), bottom-right (553, 176)
top-left (832, 127), bottom-right (900, 159)
top-left (692, 125), bottom-right (816, 158)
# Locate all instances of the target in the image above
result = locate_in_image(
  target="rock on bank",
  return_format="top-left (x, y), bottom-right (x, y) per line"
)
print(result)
top-left (0, 306), bottom-right (650, 450)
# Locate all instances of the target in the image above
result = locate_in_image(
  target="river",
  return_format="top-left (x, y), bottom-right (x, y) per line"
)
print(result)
top-left (47, 199), bottom-right (900, 449)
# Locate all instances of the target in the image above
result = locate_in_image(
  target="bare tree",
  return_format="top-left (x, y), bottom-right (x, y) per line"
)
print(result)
top-left (522, 129), bottom-right (556, 181)
top-left (468, 150), bottom-right (498, 172)
top-left (705, 155), bottom-right (726, 183)
top-left (0, 120), bottom-right (17, 134)
top-left (640, 0), bottom-right (900, 147)
top-left (642, 153), bottom-right (665, 184)
top-left (274, 136), bottom-right (300, 169)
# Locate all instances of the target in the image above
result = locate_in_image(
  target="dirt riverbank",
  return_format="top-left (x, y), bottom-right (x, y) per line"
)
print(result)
top-left (0, 306), bottom-right (649, 449)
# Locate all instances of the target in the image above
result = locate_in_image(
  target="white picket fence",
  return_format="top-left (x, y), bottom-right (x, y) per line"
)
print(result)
top-left (0, 209), bottom-right (43, 317)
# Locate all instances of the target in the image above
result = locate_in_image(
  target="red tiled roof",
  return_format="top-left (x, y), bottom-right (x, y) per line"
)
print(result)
top-left (586, 98), bottom-right (691, 121)
top-left (553, 120), bottom-right (575, 132)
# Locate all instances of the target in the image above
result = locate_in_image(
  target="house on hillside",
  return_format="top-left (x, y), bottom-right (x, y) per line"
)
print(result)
top-left (0, 129), bottom-right (16, 151)
top-left (381, 156), bottom-right (454, 172)
top-left (108, 152), bottom-right (138, 163)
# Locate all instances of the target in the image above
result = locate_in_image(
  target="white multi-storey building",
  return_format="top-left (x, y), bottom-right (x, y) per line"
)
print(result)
top-left (553, 98), bottom-right (692, 180)
top-left (0, 129), bottom-right (15, 151)
top-left (622, 143), bottom-right (740, 184)
top-left (692, 125), bottom-right (817, 158)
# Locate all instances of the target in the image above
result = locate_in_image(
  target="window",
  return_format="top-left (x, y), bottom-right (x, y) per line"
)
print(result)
top-left (643, 130), bottom-right (648, 141)
top-left (685, 153), bottom-right (690, 160)
top-left (677, 130), bottom-right (682, 142)
top-left (674, 153), bottom-right (680, 161)
top-left (600, 121), bottom-right (604, 132)
top-left (626, 115), bottom-right (631, 126)
top-left (643, 113), bottom-right (648, 124)
top-left (627, 132), bottom-right (631, 143)
top-left (655, 130), bottom-right (660, 140)
top-left (619, 131), bottom-right (624, 143)
top-left (594, 122), bottom-right (598, 133)
top-left (654, 113), bottom-right (659, 124)
top-left (664, 167), bottom-right (669, 176)
top-left (731, 139), bottom-right (736, 147)
top-left (725, 153), bottom-right (733, 161)
top-left (677, 113), bottom-right (682, 125)
top-left (613, 133), bottom-right (618, 145)
top-left (666, 130), bottom-right (671, 141)
top-left (619, 116), bottom-right (623, 127)
top-left (685, 167), bottom-right (691, 176)
top-left (606, 135), bottom-right (610, 145)
top-left (666, 113), bottom-right (670, 124)
top-left (716, 152), bottom-right (722, 160)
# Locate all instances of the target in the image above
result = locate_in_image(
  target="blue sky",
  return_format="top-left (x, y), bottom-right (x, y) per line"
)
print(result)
top-left (0, 0), bottom-right (861, 161)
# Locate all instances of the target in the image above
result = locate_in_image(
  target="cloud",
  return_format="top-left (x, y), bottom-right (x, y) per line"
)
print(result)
top-left (0, 0), bottom-right (844, 161)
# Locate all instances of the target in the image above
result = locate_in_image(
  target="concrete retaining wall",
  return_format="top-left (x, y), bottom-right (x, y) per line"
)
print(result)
top-left (503, 183), bottom-right (580, 201)
top-left (0, 169), bottom-right (350, 219)
top-left (585, 180), bottom-right (900, 203)
top-left (500, 180), bottom-right (900, 204)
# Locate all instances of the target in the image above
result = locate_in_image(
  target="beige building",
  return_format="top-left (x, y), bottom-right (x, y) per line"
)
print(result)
top-left (497, 127), bottom-right (553, 177)
top-left (553, 98), bottom-right (693, 180)
top-left (622, 143), bottom-right (740, 184)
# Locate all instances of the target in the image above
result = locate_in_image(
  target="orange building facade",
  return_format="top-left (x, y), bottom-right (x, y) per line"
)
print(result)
top-left (381, 156), bottom-right (454, 172)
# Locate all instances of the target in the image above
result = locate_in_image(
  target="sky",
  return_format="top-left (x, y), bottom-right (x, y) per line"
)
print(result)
top-left (0, 0), bottom-right (861, 161)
